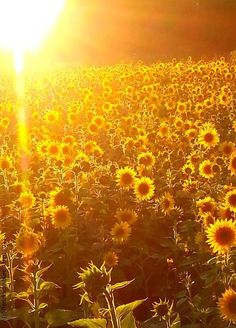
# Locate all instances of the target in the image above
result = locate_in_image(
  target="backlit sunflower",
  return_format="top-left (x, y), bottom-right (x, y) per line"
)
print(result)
top-left (198, 122), bottom-right (220, 148)
top-left (219, 142), bottom-right (235, 157)
top-left (137, 151), bottom-right (155, 167)
top-left (51, 205), bottom-right (72, 229)
top-left (134, 177), bottom-right (155, 201)
top-left (206, 219), bottom-right (236, 254)
top-left (110, 221), bottom-right (131, 244)
top-left (15, 227), bottom-right (41, 256)
top-left (19, 191), bottom-right (36, 209)
top-left (196, 196), bottom-right (217, 216)
top-left (199, 160), bottom-right (214, 179)
top-left (115, 208), bottom-right (138, 225)
top-left (160, 192), bottom-right (175, 215)
top-left (103, 251), bottom-right (119, 268)
top-left (116, 167), bottom-right (136, 189)
top-left (218, 288), bottom-right (236, 323)
top-left (224, 189), bottom-right (236, 213)
top-left (49, 188), bottom-right (73, 207)
top-left (229, 152), bottom-right (236, 175)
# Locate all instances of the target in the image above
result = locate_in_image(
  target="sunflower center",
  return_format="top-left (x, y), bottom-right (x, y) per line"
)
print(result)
top-left (204, 133), bottom-right (214, 143)
top-left (121, 173), bottom-right (133, 185)
top-left (227, 296), bottom-right (236, 314)
top-left (231, 157), bottom-right (236, 169)
top-left (223, 145), bottom-right (232, 155)
top-left (229, 194), bottom-right (236, 207)
top-left (215, 227), bottom-right (235, 245)
top-left (138, 182), bottom-right (150, 195)
top-left (203, 164), bottom-right (212, 174)
top-left (202, 202), bottom-right (213, 213)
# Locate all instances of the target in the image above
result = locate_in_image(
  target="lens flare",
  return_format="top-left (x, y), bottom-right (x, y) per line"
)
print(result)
top-left (0, 0), bottom-right (65, 71)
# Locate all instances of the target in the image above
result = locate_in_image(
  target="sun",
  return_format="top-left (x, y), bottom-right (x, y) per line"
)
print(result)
top-left (0, 0), bottom-right (65, 72)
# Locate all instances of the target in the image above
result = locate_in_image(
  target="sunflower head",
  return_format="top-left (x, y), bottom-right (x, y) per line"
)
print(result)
top-left (134, 176), bottom-right (155, 201)
top-left (116, 166), bottom-right (136, 189)
top-left (229, 152), bottom-right (236, 175)
top-left (115, 208), bottom-right (138, 225)
top-left (160, 192), bottom-right (175, 215)
top-left (51, 205), bottom-right (72, 229)
top-left (218, 288), bottom-right (236, 323)
top-left (199, 160), bottom-right (214, 179)
top-left (206, 219), bottom-right (236, 254)
top-left (198, 122), bottom-right (220, 148)
top-left (111, 221), bottom-right (131, 244)
top-left (152, 299), bottom-right (173, 321)
top-left (19, 191), bottom-right (36, 209)
top-left (75, 262), bottom-right (111, 301)
top-left (225, 189), bottom-right (236, 213)
top-left (15, 227), bottom-right (41, 256)
top-left (103, 251), bottom-right (119, 268)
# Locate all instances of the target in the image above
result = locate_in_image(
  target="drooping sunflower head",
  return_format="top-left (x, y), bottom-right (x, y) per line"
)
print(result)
top-left (51, 205), bottom-right (72, 229)
top-left (75, 262), bottom-right (111, 302)
top-left (15, 227), bottom-right (41, 256)
top-left (152, 298), bottom-right (173, 320)
top-left (115, 208), bottom-right (138, 225)
top-left (198, 122), bottom-right (220, 148)
top-left (134, 177), bottom-right (155, 201)
top-left (116, 166), bottom-right (136, 189)
top-left (224, 189), bottom-right (236, 213)
top-left (49, 188), bottom-right (73, 208)
top-left (110, 221), bottom-right (131, 244)
top-left (218, 288), bottom-right (236, 323)
top-left (206, 219), bottom-right (236, 254)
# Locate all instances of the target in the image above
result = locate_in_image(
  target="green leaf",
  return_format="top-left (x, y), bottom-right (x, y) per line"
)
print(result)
top-left (171, 314), bottom-right (181, 328)
top-left (45, 309), bottom-right (78, 327)
top-left (121, 313), bottom-right (137, 328)
top-left (36, 263), bottom-right (53, 279)
top-left (38, 303), bottom-right (48, 310)
top-left (15, 291), bottom-right (29, 299)
top-left (116, 298), bottom-right (147, 320)
top-left (110, 279), bottom-right (135, 291)
top-left (39, 281), bottom-right (61, 292)
top-left (68, 318), bottom-right (107, 328)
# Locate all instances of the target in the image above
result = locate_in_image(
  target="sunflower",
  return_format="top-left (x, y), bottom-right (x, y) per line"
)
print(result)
top-left (225, 189), bottom-right (236, 213)
top-left (0, 156), bottom-right (12, 171)
top-left (49, 188), bottom-right (73, 207)
top-left (182, 162), bottom-right (195, 175)
top-left (103, 251), bottom-right (119, 268)
top-left (229, 152), bottom-right (236, 175)
top-left (51, 205), bottom-right (72, 229)
top-left (134, 177), bottom-right (155, 201)
top-left (218, 289), bottom-right (236, 323)
top-left (206, 219), bottom-right (236, 254)
top-left (219, 142), bottom-right (235, 157)
top-left (15, 227), bottom-right (41, 256)
top-left (111, 221), bottom-right (131, 244)
top-left (116, 167), bottom-right (136, 189)
top-left (196, 196), bottom-right (217, 216)
top-left (137, 151), bottom-right (155, 167)
top-left (160, 192), bottom-right (175, 215)
top-left (115, 208), bottom-right (138, 225)
top-left (198, 122), bottom-right (220, 148)
top-left (199, 160), bottom-right (214, 179)
top-left (19, 191), bottom-right (36, 209)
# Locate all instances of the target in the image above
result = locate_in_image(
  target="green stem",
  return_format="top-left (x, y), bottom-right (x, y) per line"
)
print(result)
top-left (33, 273), bottom-right (40, 328)
top-left (104, 288), bottom-right (121, 328)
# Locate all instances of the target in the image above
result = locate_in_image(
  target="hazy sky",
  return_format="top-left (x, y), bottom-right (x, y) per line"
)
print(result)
top-left (41, 0), bottom-right (236, 64)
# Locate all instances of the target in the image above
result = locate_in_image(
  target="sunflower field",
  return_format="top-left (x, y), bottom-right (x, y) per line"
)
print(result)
top-left (1, 57), bottom-right (236, 328)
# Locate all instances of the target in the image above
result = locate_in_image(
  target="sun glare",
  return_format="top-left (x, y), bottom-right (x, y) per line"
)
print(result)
top-left (0, 0), bottom-right (65, 72)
